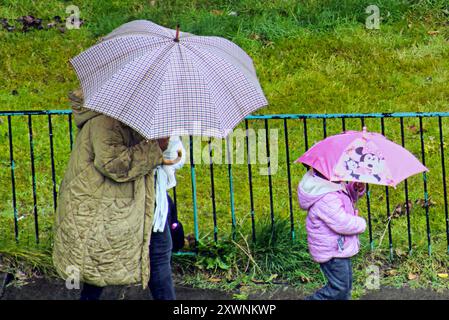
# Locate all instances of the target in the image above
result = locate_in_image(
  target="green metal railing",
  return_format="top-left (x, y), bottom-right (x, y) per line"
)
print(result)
top-left (1, 110), bottom-right (448, 258)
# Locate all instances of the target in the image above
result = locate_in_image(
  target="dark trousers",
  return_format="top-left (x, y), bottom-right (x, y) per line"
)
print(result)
top-left (80, 222), bottom-right (175, 300)
top-left (306, 258), bottom-right (353, 300)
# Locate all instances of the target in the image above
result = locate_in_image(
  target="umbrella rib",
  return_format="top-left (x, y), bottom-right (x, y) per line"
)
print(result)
top-left (184, 37), bottom-right (256, 77)
top-left (102, 30), bottom-right (172, 42)
top-left (183, 44), bottom-right (240, 136)
top-left (183, 43), bottom-right (267, 133)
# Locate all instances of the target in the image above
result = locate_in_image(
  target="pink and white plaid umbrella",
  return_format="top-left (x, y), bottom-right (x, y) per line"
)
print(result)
top-left (70, 20), bottom-right (268, 139)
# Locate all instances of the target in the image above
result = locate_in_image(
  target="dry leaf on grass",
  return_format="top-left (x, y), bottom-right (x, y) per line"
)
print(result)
top-left (408, 273), bottom-right (418, 280)
top-left (386, 269), bottom-right (398, 276)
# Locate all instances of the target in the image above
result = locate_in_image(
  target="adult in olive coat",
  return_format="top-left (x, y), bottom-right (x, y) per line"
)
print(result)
top-left (52, 90), bottom-right (164, 288)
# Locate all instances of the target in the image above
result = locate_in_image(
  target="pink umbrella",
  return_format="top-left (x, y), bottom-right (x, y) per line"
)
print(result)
top-left (295, 127), bottom-right (428, 187)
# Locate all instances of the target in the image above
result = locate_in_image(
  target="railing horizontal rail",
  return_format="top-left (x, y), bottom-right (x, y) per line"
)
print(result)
top-left (246, 112), bottom-right (449, 120)
top-left (2, 110), bottom-right (449, 118)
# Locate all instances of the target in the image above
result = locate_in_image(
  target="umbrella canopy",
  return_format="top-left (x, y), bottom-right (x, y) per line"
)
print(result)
top-left (295, 127), bottom-right (428, 187)
top-left (70, 20), bottom-right (267, 139)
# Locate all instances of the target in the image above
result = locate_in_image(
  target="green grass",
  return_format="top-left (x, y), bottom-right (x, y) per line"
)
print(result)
top-left (1, 0), bottom-right (449, 296)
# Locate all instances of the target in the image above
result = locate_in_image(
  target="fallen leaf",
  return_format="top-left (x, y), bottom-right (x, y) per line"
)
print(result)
top-left (211, 9), bottom-right (224, 16)
top-left (386, 269), bottom-right (398, 276)
top-left (392, 204), bottom-right (403, 218)
top-left (437, 273), bottom-right (448, 279)
top-left (208, 277), bottom-right (221, 283)
top-left (415, 197), bottom-right (436, 208)
top-left (408, 273), bottom-right (418, 280)
top-left (395, 248), bottom-right (407, 257)
top-left (250, 33), bottom-right (260, 40)
top-left (427, 30), bottom-right (439, 36)
top-left (392, 201), bottom-right (413, 218)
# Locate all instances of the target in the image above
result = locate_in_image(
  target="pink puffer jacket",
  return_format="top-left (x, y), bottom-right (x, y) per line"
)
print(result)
top-left (297, 171), bottom-right (367, 263)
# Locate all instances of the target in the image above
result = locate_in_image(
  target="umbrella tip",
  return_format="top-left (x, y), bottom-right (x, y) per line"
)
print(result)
top-left (174, 24), bottom-right (180, 42)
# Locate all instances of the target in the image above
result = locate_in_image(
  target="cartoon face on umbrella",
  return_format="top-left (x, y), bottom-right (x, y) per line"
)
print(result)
top-left (333, 139), bottom-right (394, 185)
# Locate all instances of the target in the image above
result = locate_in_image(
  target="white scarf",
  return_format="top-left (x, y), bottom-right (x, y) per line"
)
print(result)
top-left (153, 137), bottom-right (186, 232)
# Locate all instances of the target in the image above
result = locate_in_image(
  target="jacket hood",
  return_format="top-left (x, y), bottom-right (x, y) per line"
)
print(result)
top-left (69, 89), bottom-right (101, 128)
top-left (297, 170), bottom-right (346, 210)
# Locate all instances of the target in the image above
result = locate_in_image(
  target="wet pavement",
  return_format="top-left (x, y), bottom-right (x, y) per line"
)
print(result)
top-left (1, 273), bottom-right (448, 300)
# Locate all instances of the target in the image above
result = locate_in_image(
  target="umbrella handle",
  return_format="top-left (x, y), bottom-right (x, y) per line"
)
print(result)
top-left (174, 24), bottom-right (180, 42)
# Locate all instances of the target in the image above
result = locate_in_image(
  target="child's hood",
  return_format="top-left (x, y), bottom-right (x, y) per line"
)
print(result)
top-left (297, 170), bottom-right (346, 210)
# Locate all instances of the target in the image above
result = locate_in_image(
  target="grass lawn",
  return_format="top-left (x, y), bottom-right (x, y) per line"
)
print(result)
top-left (1, 0), bottom-right (449, 298)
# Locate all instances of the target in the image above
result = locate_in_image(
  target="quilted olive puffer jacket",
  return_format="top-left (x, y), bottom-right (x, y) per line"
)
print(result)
top-left (52, 90), bottom-right (163, 288)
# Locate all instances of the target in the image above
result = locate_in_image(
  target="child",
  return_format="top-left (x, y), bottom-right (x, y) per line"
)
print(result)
top-left (297, 169), bottom-right (367, 300)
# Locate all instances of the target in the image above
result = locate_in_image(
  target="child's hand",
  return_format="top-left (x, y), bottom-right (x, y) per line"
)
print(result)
top-left (353, 182), bottom-right (366, 193)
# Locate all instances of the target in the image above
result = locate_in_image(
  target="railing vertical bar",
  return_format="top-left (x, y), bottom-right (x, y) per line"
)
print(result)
top-left (361, 118), bottom-right (373, 250)
top-left (265, 119), bottom-right (275, 238)
top-left (322, 118), bottom-right (327, 138)
top-left (342, 118), bottom-right (346, 132)
top-left (226, 136), bottom-right (236, 240)
top-left (303, 118), bottom-right (309, 151)
top-left (284, 119), bottom-right (295, 241)
top-left (400, 117), bottom-right (413, 254)
top-left (208, 138), bottom-right (218, 242)
top-left (419, 117), bottom-right (432, 255)
top-left (438, 116), bottom-right (449, 254)
top-left (7, 116), bottom-right (19, 242)
top-left (48, 115), bottom-right (57, 211)
top-left (28, 115), bottom-right (39, 244)
top-left (189, 136), bottom-right (199, 249)
top-left (245, 119), bottom-right (256, 242)
top-left (68, 113), bottom-right (73, 151)
top-left (381, 118), bottom-right (394, 260)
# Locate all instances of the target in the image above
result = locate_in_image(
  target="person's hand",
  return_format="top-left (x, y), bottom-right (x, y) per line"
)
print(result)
top-left (162, 149), bottom-right (183, 165)
top-left (353, 182), bottom-right (366, 193)
top-left (157, 137), bottom-right (169, 151)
